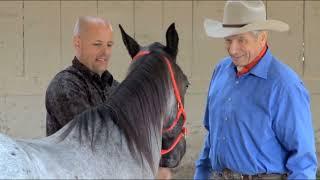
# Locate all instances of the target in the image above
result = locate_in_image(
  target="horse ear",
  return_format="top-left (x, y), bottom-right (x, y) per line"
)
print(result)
top-left (165, 23), bottom-right (179, 62)
top-left (119, 24), bottom-right (140, 59)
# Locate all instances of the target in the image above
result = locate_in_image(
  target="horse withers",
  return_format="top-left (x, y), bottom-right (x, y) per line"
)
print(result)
top-left (0, 23), bottom-right (189, 179)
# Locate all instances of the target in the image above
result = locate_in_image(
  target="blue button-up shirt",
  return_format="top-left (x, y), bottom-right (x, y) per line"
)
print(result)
top-left (194, 49), bottom-right (317, 179)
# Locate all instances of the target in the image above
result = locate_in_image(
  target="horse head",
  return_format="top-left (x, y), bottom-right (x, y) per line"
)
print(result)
top-left (0, 23), bottom-right (190, 179)
top-left (119, 23), bottom-right (189, 169)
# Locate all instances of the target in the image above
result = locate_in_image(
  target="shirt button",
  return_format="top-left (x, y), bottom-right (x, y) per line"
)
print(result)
top-left (222, 137), bottom-right (226, 140)
top-left (225, 117), bottom-right (228, 121)
top-left (228, 97), bottom-right (232, 101)
top-left (235, 81), bottom-right (239, 84)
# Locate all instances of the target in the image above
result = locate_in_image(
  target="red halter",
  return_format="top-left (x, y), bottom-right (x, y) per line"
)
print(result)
top-left (132, 50), bottom-right (187, 155)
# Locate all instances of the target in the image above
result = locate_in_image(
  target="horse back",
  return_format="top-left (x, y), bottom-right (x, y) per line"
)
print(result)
top-left (0, 133), bottom-right (38, 178)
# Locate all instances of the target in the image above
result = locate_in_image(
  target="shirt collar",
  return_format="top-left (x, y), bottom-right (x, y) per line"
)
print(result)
top-left (236, 45), bottom-right (267, 77)
top-left (228, 47), bottom-right (273, 80)
top-left (249, 48), bottom-right (273, 79)
top-left (72, 56), bottom-right (115, 87)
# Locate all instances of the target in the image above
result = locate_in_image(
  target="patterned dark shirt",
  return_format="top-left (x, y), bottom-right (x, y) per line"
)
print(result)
top-left (45, 57), bottom-right (119, 136)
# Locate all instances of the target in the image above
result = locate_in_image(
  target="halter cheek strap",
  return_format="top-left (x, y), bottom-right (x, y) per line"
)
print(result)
top-left (132, 50), bottom-right (187, 156)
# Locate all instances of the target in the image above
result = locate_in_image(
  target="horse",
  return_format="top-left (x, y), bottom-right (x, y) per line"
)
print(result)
top-left (0, 23), bottom-right (189, 179)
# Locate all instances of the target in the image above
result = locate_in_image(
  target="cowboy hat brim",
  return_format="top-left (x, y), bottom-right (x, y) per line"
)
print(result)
top-left (204, 18), bottom-right (290, 38)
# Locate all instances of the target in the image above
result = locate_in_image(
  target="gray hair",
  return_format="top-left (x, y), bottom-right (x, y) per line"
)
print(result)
top-left (251, 30), bottom-right (269, 39)
top-left (73, 16), bottom-right (113, 36)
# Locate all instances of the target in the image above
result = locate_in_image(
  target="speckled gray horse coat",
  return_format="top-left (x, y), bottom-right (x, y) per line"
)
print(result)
top-left (0, 23), bottom-right (188, 179)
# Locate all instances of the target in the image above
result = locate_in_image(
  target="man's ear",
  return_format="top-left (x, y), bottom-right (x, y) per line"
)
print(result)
top-left (73, 36), bottom-right (81, 50)
top-left (259, 31), bottom-right (268, 46)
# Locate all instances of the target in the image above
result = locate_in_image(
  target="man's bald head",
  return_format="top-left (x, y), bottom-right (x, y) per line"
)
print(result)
top-left (73, 16), bottom-right (113, 37)
top-left (73, 16), bottom-right (114, 76)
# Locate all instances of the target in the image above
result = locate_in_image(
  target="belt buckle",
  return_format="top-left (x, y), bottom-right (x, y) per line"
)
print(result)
top-left (241, 174), bottom-right (253, 180)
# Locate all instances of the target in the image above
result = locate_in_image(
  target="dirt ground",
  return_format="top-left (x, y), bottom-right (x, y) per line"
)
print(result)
top-left (171, 126), bottom-right (206, 179)
top-left (170, 149), bottom-right (200, 179)
top-left (172, 163), bottom-right (195, 179)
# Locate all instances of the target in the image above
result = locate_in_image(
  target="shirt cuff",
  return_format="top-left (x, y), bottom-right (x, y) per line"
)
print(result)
top-left (194, 166), bottom-right (212, 179)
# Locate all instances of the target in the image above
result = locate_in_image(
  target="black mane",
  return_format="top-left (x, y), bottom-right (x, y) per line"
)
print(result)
top-left (57, 52), bottom-right (175, 171)
top-left (105, 53), bottom-right (172, 169)
top-left (57, 23), bottom-right (188, 172)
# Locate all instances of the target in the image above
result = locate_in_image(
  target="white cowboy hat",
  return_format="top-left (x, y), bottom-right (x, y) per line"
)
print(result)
top-left (204, 0), bottom-right (289, 38)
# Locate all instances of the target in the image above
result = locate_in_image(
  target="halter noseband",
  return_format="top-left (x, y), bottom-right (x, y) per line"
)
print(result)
top-left (133, 50), bottom-right (187, 156)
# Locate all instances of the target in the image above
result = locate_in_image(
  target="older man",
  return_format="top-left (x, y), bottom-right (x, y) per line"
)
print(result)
top-left (194, 1), bottom-right (317, 179)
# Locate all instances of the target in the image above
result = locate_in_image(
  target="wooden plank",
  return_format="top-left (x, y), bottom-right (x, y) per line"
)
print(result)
top-left (304, 78), bottom-right (320, 95)
top-left (3, 76), bottom-right (52, 96)
top-left (134, 1), bottom-right (163, 45)
top-left (311, 94), bottom-right (320, 135)
top-left (11, 1), bottom-right (62, 96)
top-left (2, 95), bottom-right (45, 138)
top-left (24, 1), bottom-right (60, 78)
top-left (0, 78), bottom-right (4, 95)
top-left (304, 1), bottom-right (320, 93)
top-left (192, 1), bottom-right (227, 94)
top-left (61, 1), bottom-right (97, 69)
top-left (266, 0), bottom-right (303, 76)
top-left (295, 1), bottom-right (320, 162)
top-left (0, 1), bottom-right (23, 77)
top-left (98, 1), bottom-right (134, 81)
top-left (163, 1), bottom-right (192, 78)
top-left (0, 96), bottom-right (9, 134)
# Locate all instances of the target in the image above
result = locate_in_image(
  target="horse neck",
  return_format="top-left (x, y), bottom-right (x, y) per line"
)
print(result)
top-left (46, 106), bottom-right (112, 145)
top-left (106, 56), bottom-right (175, 172)
top-left (47, 56), bottom-right (176, 174)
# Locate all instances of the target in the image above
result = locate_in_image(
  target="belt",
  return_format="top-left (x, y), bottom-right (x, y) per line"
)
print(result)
top-left (215, 169), bottom-right (288, 180)
top-left (242, 174), bottom-right (287, 180)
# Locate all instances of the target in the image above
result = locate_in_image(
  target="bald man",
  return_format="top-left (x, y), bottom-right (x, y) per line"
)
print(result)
top-left (46, 16), bottom-right (172, 179)
top-left (45, 16), bottom-right (119, 135)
